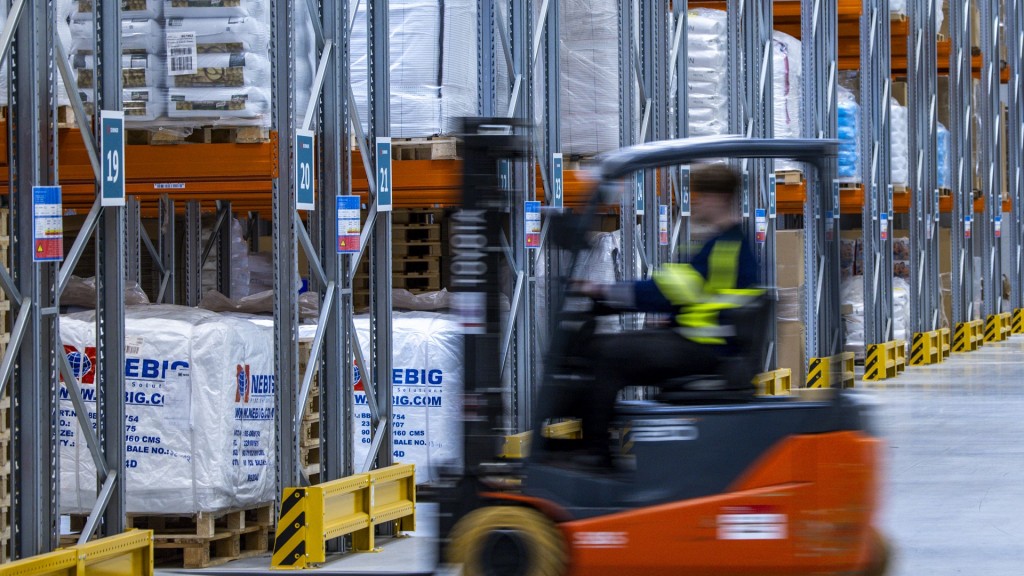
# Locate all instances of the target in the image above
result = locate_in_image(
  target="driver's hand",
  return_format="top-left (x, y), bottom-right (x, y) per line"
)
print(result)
top-left (569, 280), bottom-right (607, 300)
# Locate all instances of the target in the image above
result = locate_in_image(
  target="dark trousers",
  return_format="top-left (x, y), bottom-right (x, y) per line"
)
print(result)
top-left (581, 330), bottom-right (720, 453)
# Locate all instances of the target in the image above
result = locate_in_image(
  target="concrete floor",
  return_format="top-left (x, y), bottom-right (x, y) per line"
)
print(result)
top-left (156, 335), bottom-right (1024, 574)
top-left (868, 336), bottom-right (1024, 575)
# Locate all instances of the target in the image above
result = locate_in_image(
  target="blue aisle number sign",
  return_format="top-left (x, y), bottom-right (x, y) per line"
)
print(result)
top-left (296, 130), bottom-right (315, 211)
top-left (635, 171), bottom-right (645, 215)
top-left (376, 137), bottom-right (392, 211)
top-left (101, 111), bottom-right (125, 207)
top-left (551, 153), bottom-right (563, 209)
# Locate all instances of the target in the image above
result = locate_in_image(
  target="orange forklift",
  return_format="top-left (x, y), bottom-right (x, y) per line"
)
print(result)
top-left (433, 120), bottom-right (888, 576)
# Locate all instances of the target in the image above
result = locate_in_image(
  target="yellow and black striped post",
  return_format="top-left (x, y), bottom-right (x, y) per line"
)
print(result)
top-left (863, 344), bottom-right (884, 381)
top-left (910, 332), bottom-right (928, 366)
top-left (272, 488), bottom-right (309, 569)
top-left (1014, 309), bottom-right (1024, 335)
top-left (984, 314), bottom-right (1003, 343)
top-left (953, 322), bottom-right (972, 353)
top-left (806, 356), bottom-right (830, 389)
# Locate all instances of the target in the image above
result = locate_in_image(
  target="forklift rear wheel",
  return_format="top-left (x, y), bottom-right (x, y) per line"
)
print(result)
top-left (863, 528), bottom-right (891, 576)
top-left (448, 506), bottom-right (567, 576)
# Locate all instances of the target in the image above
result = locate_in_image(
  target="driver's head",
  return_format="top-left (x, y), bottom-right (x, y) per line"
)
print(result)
top-left (691, 164), bottom-right (740, 229)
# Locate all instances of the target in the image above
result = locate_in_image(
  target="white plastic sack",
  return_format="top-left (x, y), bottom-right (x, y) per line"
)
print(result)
top-left (60, 306), bottom-right (277, 514)
top-left (559, 0), bottom-right (619, 156)
top-left (73, 54), bottom-right (167, 89)
top-left (71, 18), bottom-right (165, 55)
top-left (168, 52), bottom-right (271, 89)
top-left (79, 87), bottom-right (167, 123)
top-left (165, 17), bottom-right (271, 53)
top-left (686, 8), bottom-right (729, 138)
top-left (167, 86), bottom-right (271, 124)
top-left (73, 0), bottom-right (163, 20)
top-left (163, 0), bottom-right (267, 18)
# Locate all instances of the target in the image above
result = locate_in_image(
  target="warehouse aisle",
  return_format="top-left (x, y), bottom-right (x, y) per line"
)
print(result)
top-left (870, 337), bottom-right (1024, 575)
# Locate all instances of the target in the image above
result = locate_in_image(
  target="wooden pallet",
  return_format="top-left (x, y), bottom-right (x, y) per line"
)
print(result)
top-left (392, 208), bottom-right (445, 225)
top-left (393, 273), bottom-right (441, 292)
top-left (127, 502), bottom-right (274, 569)
top-left (300, 416), bottom-right (320, 449)
top-left (127, 126), bottom-right (270, 146)
top-left (393, 241), bottom-right (444, 258)
top-left (938, 187), bottom-right (952, 196)
top-left (893, 184), bottom-right (908, 194)
top-left (393, 224), bottom-right (442, 243)
top-left (839, 181), bottom-right (862, 190)
top-left (392, 256), bottom-right (441, 275)
top-left (1, 106), bottom-right (76, 129)
top-left (774, 170), bottom-right (803, 185)
top-left (392, 137), bottom-right (458, 161)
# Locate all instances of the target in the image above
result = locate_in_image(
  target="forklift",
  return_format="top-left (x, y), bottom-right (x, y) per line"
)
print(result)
top-left (433, 118), bottom-right (888, 576)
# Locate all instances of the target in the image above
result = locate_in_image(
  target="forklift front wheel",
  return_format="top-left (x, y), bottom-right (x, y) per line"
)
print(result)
top-left (447, 506), bottom-right (567, 576)
top-left (863, 528), bottom-right (891, 576)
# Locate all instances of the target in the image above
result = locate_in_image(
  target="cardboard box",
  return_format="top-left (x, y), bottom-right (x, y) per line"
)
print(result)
top-left (776, 320), bottom-right (806, 384)
top-left (776, 229), bottom-right (804, 289)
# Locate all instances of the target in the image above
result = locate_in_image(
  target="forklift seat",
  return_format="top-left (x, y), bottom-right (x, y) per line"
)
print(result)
top-left (653, 293), bottom-right (772, 405)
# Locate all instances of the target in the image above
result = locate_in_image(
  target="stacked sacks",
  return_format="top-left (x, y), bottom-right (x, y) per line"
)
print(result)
top-left (350, 0), bottom-right (479, 137)
top-left (163, 1), bottom-right (272, 126)
top-left (838, 85), bottom-right (860, 181)
top-left (773, 30), bottom-right (803, 170)
top-left (70, 2), bottom-right (167, 122)
top-left (60, 306), bottom-right (277, 514)
top-left (890, 98), bottom-right (909, 186)
top-left (5, 0), bottom-right (74, 107)
top-left (686, 8), bottom-right (729, 137)
top-left (558, 0), bottom-right (618, 157)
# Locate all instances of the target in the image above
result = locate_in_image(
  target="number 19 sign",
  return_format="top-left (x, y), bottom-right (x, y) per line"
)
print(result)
top-left (101, 111), bottom-right (125, 207)
top-left (296, 130), bottom-right (315, 211)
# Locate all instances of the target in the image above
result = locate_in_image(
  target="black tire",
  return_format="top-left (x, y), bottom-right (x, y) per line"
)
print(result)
top-left (447, 506), bottom-right (567, 576)
top-left (863, 528), bottom-right (891, 576)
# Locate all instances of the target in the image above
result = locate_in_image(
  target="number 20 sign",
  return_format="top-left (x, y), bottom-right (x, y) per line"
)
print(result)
top-left (296, 130), bottom-right (315, 211)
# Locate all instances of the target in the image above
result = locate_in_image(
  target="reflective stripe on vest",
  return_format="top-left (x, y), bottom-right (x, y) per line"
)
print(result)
top-left (653, 240), bottom-right (757, 345)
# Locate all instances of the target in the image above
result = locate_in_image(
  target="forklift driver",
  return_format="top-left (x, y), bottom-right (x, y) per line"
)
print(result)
top-left (573, 163), bottom-right (762, 467)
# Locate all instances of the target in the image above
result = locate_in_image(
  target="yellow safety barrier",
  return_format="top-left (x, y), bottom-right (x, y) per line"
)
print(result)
top-left (806, 352), bottom-right (855, 389)
top-left (939, 327), bottom-right (951, 358)
top-left (910, 330), bottom-right (945, 366)
top-left (983, 313), bottom-right (1014, 342)
top-left (1014, 309), bottom-right (1024, 335)
top-left (893, 339), bottom-right (907, 373)
top-left (753, 368), bottom-right (791, 396)
top-left (500, 419), bottom-right (582, 460)
top-left (999, 312), bottom-right (1013, 339)
top-left (272, 463), bottom-right (416, 570)
top-left (953, 320), bottom-right (984, 352)
top-left (0, 530), bottom-right (153, 576)
top-left (863, 341), bottom-right (903, 381)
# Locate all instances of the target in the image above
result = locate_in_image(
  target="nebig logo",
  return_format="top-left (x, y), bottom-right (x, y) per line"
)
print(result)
top-left (235, 364), bottom-right (250, 403)
top-left (64, 345), bottom-right (97, 385)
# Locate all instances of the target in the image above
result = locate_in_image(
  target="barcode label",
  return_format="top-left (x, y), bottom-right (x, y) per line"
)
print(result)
top-left (125, 336), bottom-right (144, 356)
top-left (166, 31), bottom-right (198, 76)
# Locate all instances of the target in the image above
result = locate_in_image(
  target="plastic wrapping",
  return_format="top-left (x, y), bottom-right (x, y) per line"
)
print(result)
top-left (169, 52), bottom-right (271, 88)
top-left (687, 8), bottom-right (729, 138)
top-left (559, 0), bottom-right (619, 157)
top-left (167, 86), bottom-right (271, 124)
top-left (841, 275), bottom-right (910, 353)
top-left (4, 0), bottom-right (74, 105)
top-left (937, 122), bottom-right (951, 188)
top-left (79, 87), bottom-right (167, 122)
top-left (350, 0), bottom-right (479, 138)
top-left (60, 306), bottom-right (277, 514)
top-left (163, 0), bottom-right (267, 18)
top-left (890, 98), bottom-right (909, 185)
top-left (74, 0), bottom-right (162, 19)
top-left (70, 18), bottom-right (166, 54)
top-left (73, 54), bottom-right (167, 89)
top-left (838, 85), bottom-right (860, 181)
top-left (165, 17), bottom-right (270, 53)
top-left (777, 286), bottom-right (803, 322)
top-left (773, 31), bottom-right (803, 171)
top-left (61, 276), bottom-right (151, 308)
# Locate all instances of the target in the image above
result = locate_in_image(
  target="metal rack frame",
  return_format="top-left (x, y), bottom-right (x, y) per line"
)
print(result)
top-left (950, 0), bottom-right (976, 325)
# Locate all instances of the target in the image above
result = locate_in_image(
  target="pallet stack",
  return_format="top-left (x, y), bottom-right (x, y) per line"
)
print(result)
top-left (0, 208), bottom-right (9, 564)
top-left (298, 340), bottom-right (321, 485)
top-left (352, 208), bottom-right (446, 309)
